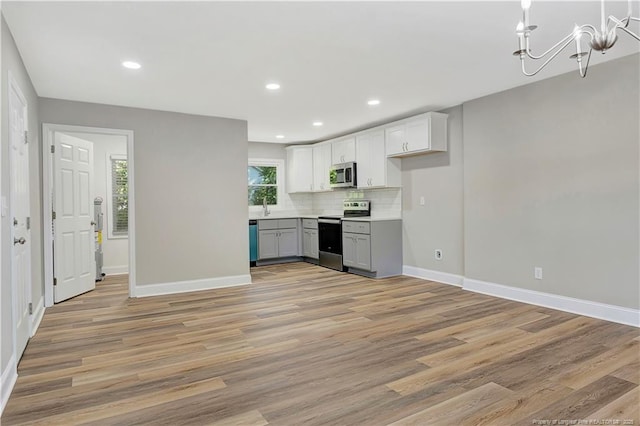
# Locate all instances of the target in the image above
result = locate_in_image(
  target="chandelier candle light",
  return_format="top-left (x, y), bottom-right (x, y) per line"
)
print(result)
top-left (514, 0), bottom-right (640, 77)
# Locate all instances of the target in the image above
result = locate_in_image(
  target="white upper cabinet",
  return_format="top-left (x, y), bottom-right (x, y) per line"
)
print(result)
top-left (356, 130), bottom-right (400, 188)
top-left (331, 137), bottom-right (356, 164)
top-left (286, 145), bottom-right (314, 193)
top-left (385, 112), bottom-right (448, 157)
top-left (312, 142), bottom-right (332, 192)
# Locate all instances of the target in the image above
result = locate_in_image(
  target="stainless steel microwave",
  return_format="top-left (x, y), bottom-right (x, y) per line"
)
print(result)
top-left (330, 162), bottom-right (357, 188)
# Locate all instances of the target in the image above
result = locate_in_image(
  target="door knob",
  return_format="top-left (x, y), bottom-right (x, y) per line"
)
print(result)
top-left (91, 221), bottom-right (97, 226)
top-left (14, 237), bottom-right (26, 245)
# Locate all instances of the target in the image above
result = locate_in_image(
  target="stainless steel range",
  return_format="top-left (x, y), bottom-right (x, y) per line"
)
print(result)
top-left (318, 200), bottom-right (371, 271)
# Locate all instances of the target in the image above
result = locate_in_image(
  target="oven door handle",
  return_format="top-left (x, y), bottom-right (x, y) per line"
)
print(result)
top-left (318, 218), bottom-right (342, 225)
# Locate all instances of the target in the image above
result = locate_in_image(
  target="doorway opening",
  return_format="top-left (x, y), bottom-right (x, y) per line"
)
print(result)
top-left (42, 124), bottom-right (136, 306)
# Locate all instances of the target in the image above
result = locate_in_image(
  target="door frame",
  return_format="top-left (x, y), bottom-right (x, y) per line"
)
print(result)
top-left (8, 72), bottom-right (31, 359)
top-left (42, 124), bottom-right (136, 306)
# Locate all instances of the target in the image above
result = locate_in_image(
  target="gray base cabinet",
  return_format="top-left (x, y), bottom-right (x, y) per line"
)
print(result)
top-left (258, 219), bottom-right (299, 260)
top-left (342, 220), bottom-right (402, 278)
top-left (302, 218), bottom-right (319, 259)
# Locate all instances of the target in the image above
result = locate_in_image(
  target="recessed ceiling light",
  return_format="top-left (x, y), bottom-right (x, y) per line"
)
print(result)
top-left (266, 83), bottom-right (281, 90)
top-left (367, 99), bottom-right (381, 106)
top-left (276, 135), bottom-right (285, 139)
top-left (312, 121), bottom-right (323, 127)
top-left (122, 61), bottom-right (141, 70)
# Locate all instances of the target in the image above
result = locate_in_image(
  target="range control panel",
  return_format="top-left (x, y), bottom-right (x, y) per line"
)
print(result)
top-left (343, 200), bottom-right (371, 217)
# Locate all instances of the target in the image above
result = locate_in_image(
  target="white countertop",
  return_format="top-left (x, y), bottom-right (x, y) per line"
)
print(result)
top-left (249, 213), bottom-right (319, 220)
top-left (342, 216), bottom-right (402, 222)
top-left (249, 213), bottom-right (400, 222)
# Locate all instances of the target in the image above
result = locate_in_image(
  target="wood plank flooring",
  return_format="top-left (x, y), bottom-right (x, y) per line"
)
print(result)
top-left (2, 262), bottom-right (638, 425)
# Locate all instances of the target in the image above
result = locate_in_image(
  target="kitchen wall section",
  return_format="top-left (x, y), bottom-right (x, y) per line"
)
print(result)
top-left (463, 53), bottom-right (639, 310)
top-left (401, 105), bottom-right (464, 280)
top-left (39, 98), bottom-right (250, 291)
top-left (63, 132), bottom-right (128, 275)
top-left (249, 142), bottom-right (402, 217)
top-left (248, 142), bottom-right (313, 216)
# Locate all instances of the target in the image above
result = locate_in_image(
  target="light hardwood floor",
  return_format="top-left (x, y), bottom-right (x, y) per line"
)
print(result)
top-left (2, 262), bottom-right (638, 425)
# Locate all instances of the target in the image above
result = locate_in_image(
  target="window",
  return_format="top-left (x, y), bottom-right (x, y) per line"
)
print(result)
top-left (107, 154), bottom-right (128, 238)
top-left (248, 159), bottom-right (284, 208)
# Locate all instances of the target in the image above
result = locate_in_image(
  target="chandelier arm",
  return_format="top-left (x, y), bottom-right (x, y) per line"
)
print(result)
top-left (520, 37), bottom-right (577, 76)
top-left (609, 15), bottom-right (630, 29)
top-left (524, 32), bottom-right (576, 60)
top-left (618, 25), bottom-right (640, 41)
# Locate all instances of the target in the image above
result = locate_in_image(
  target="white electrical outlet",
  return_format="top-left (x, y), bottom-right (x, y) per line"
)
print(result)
top-left (534, 267), bottom-right (543, 280)
top-left (435, 249), bottom-right (443, 260)
top-left (419, 196), bottom-right (425, 206)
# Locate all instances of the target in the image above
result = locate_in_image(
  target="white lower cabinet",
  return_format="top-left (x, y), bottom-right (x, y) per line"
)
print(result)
top-left (342, 232), bottom-right (371, 270)
top-left (302, 218), bottom-right (319, 259)
top-left (341, 220), bottom-right (402, 278)
top-left (258, 219), bottom-right (299, 259)
top-left (303, 229), bottom-right (319, 258)
top-left (278, 229), bottom-right (298, 257)
top-left (258, 230), bottom-right (279, 259)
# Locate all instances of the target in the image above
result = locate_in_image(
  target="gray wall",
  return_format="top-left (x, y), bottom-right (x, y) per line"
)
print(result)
top-left (248, 141), bottom-right (286, 160)
top-left (1, 15), bottom-right (42, 373)
top-left (39, 98), bottom-right (249, 286)
top-left (463, 54), bottom-right (639, 309)
top-left (402, 105), bottom-right (464, 276)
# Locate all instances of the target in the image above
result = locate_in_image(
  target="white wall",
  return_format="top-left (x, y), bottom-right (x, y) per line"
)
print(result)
top-left (401, 105), bottom-right (464, 278)
top-left (63, 131), bottom-right (128, 275)
top-left (1, 13), bottom-right (41, 402)
top-left (40, 98), bottom-right (250, 291)
top-left (462, 54), bottom-right (639, 310)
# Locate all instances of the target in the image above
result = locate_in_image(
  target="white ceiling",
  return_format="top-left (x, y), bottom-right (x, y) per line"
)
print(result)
top-left (3, 1), bottom-right (639, 144)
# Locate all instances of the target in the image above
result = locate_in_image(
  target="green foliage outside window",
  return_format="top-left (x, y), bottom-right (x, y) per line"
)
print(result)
top-left (248, 165), bottom-right (278, 206)
top-left (111, 158), bottom-right (128, 235)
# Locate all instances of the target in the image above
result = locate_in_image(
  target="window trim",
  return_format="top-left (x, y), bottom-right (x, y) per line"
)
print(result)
top-left (248, 158), bottom-right (285, 211)
top-left (106, 153), bottom-right (128, 239)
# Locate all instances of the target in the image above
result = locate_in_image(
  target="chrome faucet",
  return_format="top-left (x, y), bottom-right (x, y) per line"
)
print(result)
top-left (262, 197), bottom-right (270, 217)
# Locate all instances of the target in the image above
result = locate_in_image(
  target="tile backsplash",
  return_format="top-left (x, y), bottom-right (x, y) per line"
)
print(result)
top-left (313, 188), bottom-right (402, 217)
top-left (249, 187), bottom-right (401, 218)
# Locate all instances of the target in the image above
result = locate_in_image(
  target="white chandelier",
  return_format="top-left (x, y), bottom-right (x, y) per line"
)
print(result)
top-left (514, 0), bottom-right (640, 77)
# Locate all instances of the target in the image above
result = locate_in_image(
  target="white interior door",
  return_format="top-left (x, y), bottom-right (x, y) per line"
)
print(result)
top-left (54, 133), bottom-right (96, 303)
top-left (9, 77), bottom-right (31, 358)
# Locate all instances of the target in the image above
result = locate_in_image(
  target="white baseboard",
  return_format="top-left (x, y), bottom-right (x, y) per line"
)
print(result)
top-left (1, 354), bottom-right (18, 415)
top-left (402, 265), bottom-right (464, 287)
top-left (135, 274), bottom-right (252, 298)
top-left (463, 278), bottom-right (640, 328)
top-left (102, 265), bottom-right (129, 276)
top-left (30, 297), bottom-right (45, 337)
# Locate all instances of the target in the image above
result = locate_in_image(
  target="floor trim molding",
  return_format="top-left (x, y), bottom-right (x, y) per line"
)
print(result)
top-left (1, 354), bottom-right (17, 415)
top-left (135, 274), bottom-right (252, 298)
top-left (102, 265), bottom-right (129, 276)
top-left (30, 296), bottom-right (45, 337)
top-left (463, 278), bottom-right (640, 327)
top-left (402, 265), bottom-right (463, 287)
